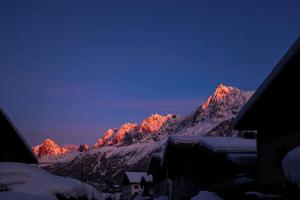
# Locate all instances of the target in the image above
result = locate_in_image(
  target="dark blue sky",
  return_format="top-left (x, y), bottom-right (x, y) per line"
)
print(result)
top-left (0, 0), bottom-right (299, 146)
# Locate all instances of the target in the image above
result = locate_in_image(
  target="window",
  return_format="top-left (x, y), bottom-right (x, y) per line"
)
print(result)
top-left (134, 184), bottom-right (139, 189)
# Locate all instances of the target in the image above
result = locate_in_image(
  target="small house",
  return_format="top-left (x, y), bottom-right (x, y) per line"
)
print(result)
top-left (234, 37), bottom-right (300, 186)
top-left (157, 136), bottom-right (257, 200)
top-left (121, 172), bottom-right (146, 200)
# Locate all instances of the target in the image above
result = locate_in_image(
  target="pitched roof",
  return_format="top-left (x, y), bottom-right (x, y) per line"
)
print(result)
top-left (141, 174), bottom-right (153, 183)
top-left (197, 137), bottom-right (256, 153)
top-left (168, 135), bottom-right (204, 145)
top-left (234, 37), bottom-right (300, 132)
top-left (125, 172), bottom-right (147, 183)
top-left (0, 107), bottom-right (37, 164)
top-left (167, 135), bottom-right (256, 153)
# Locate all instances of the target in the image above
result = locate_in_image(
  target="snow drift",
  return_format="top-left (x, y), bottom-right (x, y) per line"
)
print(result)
top-left (0, 162), bottom-right (101, 200)
top-left (282, 145), bottom-right (300, 186)
top-left (191, 191), bottom-right (223, 200)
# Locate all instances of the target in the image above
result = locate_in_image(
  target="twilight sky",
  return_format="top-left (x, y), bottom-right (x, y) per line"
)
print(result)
top-left (0, 0), bottom-right (299, 146)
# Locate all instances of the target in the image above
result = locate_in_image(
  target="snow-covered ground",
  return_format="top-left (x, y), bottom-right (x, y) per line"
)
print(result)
top-left (191, 191), bottom-right (223, 200)
top-left (245, 191), bottom-right (285, 199)
top-left (0, 191), bottom-right (50, 200)
top-left (153, 195), bottom-right (168, 200)
top-left (0, 162), bottom-right (102, 200)
top-left (282, 145), bottom-right (300, 186)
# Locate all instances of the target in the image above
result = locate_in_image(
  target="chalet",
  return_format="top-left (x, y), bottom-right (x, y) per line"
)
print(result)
top-left (234, 37), bottom-right (300, 186)
top-left (0, 107), bottom-right (37, 164)
top-left (147, 153), bottom-right (170, 198)
top-left (156, 136), bottom-right (257, 200)
top-left (121, 172), bottom-right (146, 200)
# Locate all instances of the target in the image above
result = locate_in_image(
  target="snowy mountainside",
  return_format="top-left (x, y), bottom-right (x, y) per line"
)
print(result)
top-left (175, 84), bottom-right (253, 136)
top-left (42, 140), bottom-right (166, 192)
top-left (37, 84), bottom-right (253, 192)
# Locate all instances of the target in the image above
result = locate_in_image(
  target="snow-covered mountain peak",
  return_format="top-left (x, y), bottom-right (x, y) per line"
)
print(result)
top-left (113, 123), bottom-right (138, 143)
top-left (200, 84), bottom-right (253, 115)
top-left (42, 138), bottom-right (58, 146)
top-left (212, 84), bottom-right (235, 101)
top-left (140, 113), bottom-right (172, 133)
top-left (202, 84), bottom-right (239, 109)
top-left (94, 113), bottom-right (180, 148)
top-left (32, 138), bottom-right (69, 158)
top-left (177, 84), bottom-right (254, 136)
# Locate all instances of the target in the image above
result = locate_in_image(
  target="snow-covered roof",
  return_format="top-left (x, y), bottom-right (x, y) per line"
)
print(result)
top-left (153, 195), bottom-right (168, 200)
top-left (168, 135), bottom-right (203, 145)
top-left (0, 162), bottom-right (101, 200)
top-left (125, 172), bottom-right (147, 183)
top-left (245, 192), bottom-right (285, 199)
top-left (198, 137), bottom-right (256, 153)
top-left (167, 135), bottom-right (256, 154)
top-left (142, 174), bottom-right (153, 183)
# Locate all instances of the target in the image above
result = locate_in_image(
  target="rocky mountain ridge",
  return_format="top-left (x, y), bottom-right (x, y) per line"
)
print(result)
top-left (34, 84), bottom-right (254, 192)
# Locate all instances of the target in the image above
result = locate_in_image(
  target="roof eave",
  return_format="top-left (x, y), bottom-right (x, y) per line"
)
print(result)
top-left (234, 37), bottom-right (300, 130)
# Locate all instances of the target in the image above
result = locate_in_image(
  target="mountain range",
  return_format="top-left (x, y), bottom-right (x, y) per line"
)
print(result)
top-left (33, 84), bottom-right (254, 192)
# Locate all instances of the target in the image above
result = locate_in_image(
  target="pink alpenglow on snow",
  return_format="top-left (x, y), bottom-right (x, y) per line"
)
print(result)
top-left (177, 84), bottom-right (253, 136)
top-left (94, 114), bottom-right (180, 147)
top-left (32, 138), bottom-right (69, 158)
top-left (113, 123), bottom-right (138, 144)
top-left (94, 123), bottom-right (138, 147)
top-left (94, 129), bottom-right (114, 147)
top-left (201, 84), bottom-right (251, 110)
top-left (140, 114), bottom-right (170, 133)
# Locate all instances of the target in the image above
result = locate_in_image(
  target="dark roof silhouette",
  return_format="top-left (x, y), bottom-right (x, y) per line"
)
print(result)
top-left (234, 37), bottom-right (300, 143)
top-left (0, 107), bottom-right (37, 163)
